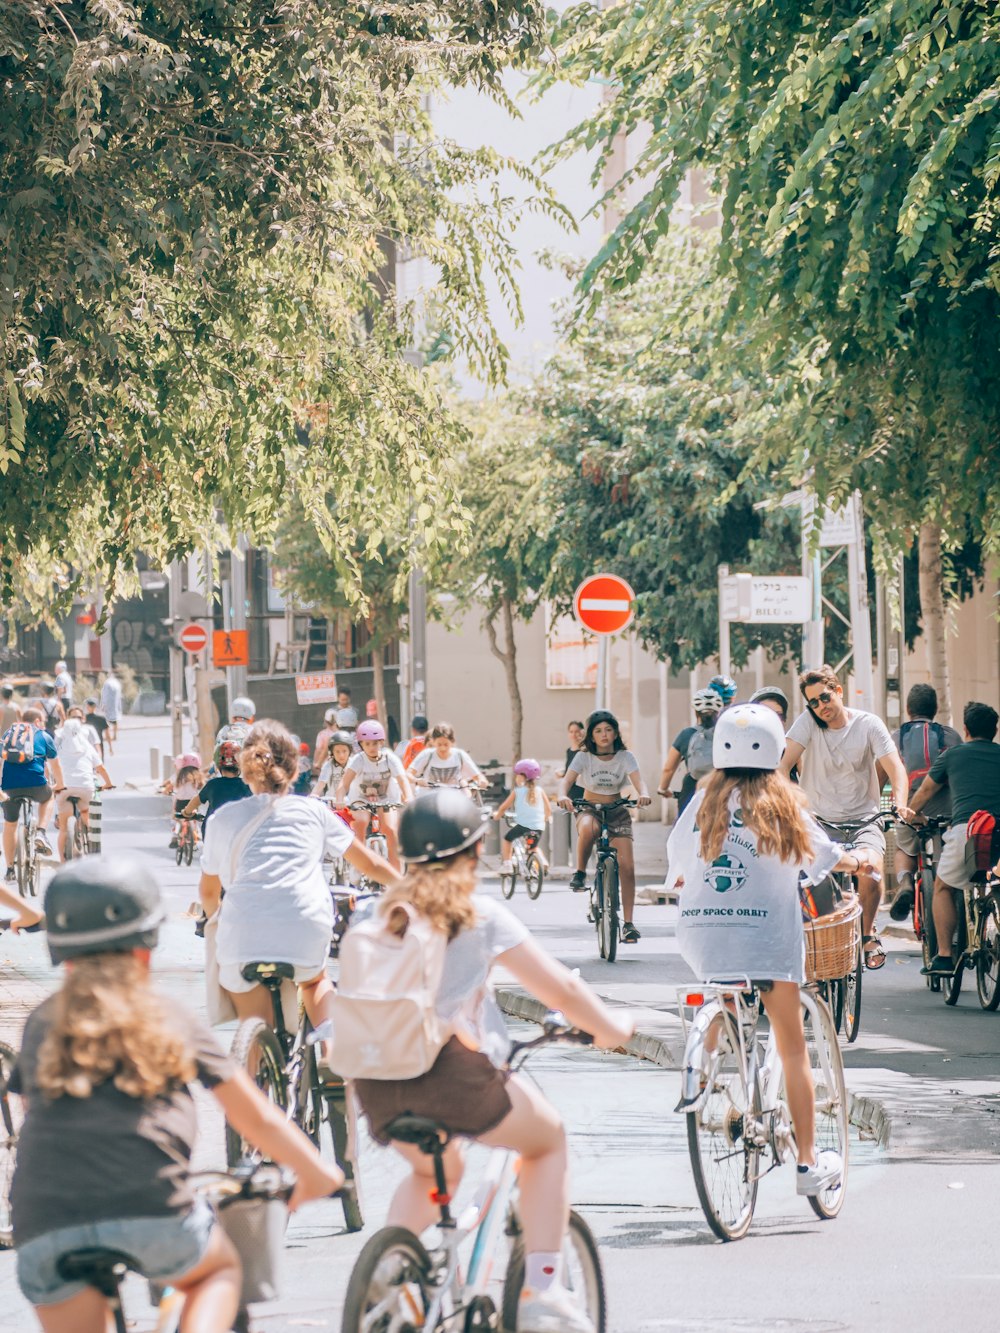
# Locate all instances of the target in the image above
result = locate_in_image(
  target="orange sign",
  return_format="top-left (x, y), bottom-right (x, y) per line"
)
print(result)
top-left (213, 629), bottom-right (249, 667)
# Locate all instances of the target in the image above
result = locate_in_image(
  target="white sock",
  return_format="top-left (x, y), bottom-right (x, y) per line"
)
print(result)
top-left (524, 1251), bottom-right (561, 1293)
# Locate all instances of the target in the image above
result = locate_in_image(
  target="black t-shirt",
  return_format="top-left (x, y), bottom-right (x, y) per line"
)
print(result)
top-left (564, 747), bottom-right (584, 801)
top-left (928, 739), bottom-right (1000, 826)
top-left (7, 996), bottom-right (235, 1245)
top-left (85, 711), bottom-right (109, 757)
top-left (198, 775), bottom-right (252, 826)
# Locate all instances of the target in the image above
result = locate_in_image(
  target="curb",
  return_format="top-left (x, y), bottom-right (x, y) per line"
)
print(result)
top-left (497, 988), bottom-right (892, 1148)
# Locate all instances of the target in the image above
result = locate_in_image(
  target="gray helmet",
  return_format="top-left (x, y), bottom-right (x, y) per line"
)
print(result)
top-left (45, 856), bottom-right (165, 964)
top-left (398, 790), bottom-right (487, 864)
top-left (328, 730), bottom-right (354, 749)
top-left (231, 695), bottom-right (255, 721)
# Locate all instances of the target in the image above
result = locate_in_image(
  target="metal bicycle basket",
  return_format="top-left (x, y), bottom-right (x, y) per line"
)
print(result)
top-left (804, 892), bottom-right (862, 982)
top-left (217, 1191), bottom-right (289, 1304)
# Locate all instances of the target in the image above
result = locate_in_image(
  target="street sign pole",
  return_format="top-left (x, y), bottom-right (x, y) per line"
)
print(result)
top-left (595, 637), bottom-right (609, 712)
top-left (717, 563), bottom-right (732, 677)
top-left (168, 562), bottom-right (183, 760)
top-left (573, 573), bottom-right (636, 714)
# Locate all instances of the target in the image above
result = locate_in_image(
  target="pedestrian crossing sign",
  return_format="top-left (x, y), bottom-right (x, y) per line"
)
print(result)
top-left (213, 629), bottom-right (249, 667)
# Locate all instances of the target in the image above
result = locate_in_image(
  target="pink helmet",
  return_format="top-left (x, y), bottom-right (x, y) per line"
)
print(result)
top-left (356, 720), bottom-right (385, 743)
top-left (514, 758), bottom-right (541, 780)
top-left (174, 751), bottom-right (201, 770)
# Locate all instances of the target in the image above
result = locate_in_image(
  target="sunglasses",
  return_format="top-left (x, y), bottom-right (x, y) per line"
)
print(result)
top-left (806, 690), bottom-right (836, 710)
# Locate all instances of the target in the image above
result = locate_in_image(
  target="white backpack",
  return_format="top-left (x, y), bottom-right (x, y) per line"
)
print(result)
top-left (328, 902), bottom-right (451, 1080)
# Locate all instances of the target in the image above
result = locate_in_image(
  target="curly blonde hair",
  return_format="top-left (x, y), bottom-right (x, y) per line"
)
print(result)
top-left (239, 720), bottom-right (297, 794)
top-left (379, 852), bottom-right (478, 940)
top-left (35, 952), bottom-right (197, 1101)
top-left (697, 769), bottom-right (814, 865)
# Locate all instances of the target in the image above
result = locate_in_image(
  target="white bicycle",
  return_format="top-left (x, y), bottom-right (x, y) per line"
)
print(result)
top-left (675, 979), bottom-right (848, 1241)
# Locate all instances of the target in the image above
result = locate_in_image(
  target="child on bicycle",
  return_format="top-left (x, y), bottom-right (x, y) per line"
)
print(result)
top-left (336, 720), bottom-right (412, 868)
top-left (353, 790), bottom-right (634, 1333)
top-left (494, 758), bottom-right (551, 873)
top-left (162, 752), bottom-right (204, 849)
top-left (7, 854), bottom-right (343, 1332)
top-left (407, 722), bottom-right (488, 794)
top-left (311, 729), bottom-right (355, 819)
top-left (556, 710), bottom-right (651, 943)
top-left (664, 704), bottom-right (878, 1196)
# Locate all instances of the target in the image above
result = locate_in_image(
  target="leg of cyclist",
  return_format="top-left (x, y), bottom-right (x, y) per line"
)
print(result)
top-left (930, 874), bottom-right (959, 967)
top-left (758, 983), bottom-right (814, 1165)
top-left (297, 971), bottom-right (334, 1032)
top-left (351, 807), bottom-right (370, 845)
top-left (56, 803), bottom-right (71, 862)
top-left (230, 986), bottom-right (275, 1026)
top-left (33, 1285), bottom-right (109, 1333)
top-left (35, 792), bottom-right (55, 853)
top-left (477, 1075), bottom-right (567, 1249)
top-left (570, 813), bottom-right (599, 892)
top-left (614, 835), bottom-right (639, 941)
top-left (1, 803), bottom-right (17, 880)
top-left (382, 808), bottom-right (401, 870)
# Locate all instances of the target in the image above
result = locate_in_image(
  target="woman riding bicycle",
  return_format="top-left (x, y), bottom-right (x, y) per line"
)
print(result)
top-left (556, 710), bottom-right (651, 944)
top-left (352, 790), bottom-right (634, 1333)
top-left (7, 855), bottom-right (343, 1333)
top-left (335, 720), bottom-right (412, 868)
top-left (665, 704), bottom-right (878, 1196)
top-left (199, 721), bottom-right (399, 1031)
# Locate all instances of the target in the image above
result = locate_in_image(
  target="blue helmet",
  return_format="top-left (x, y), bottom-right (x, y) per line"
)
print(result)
top-left (708, 674), bottom-right (738, 705)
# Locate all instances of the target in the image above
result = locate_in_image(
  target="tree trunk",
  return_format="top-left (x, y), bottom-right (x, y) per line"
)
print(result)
top-left (371, 639), bottom-right (387, 730)
top-left (918, 521), bottom-right (952, 725)
top-left (485, 595), bottom-right (524, 768)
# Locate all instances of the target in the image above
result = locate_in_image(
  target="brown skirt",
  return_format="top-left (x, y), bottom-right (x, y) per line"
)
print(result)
top-left (354, 1036), bottom-right (513, 1147)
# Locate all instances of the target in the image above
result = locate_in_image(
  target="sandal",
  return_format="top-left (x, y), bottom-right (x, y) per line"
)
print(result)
top-left (862, 934), bottom-right (887, 970)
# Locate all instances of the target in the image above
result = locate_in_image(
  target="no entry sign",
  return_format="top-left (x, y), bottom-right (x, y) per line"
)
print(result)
top-left (177, 622), bottom-right (209, 654)
top-left (573, 574), bottom-right (636, 636)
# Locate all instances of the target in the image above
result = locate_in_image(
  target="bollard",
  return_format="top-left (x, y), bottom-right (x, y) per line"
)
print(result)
top-left (150, 746), bottom-right (161, 781)
top-left (484, 816), bottom-right (501, 858)
top-left (551, 808), bottom-right (570, 866)
top-left (89, 791), bottom-right (102, 854)
top-left (163, 754), bottom-right (174, 784)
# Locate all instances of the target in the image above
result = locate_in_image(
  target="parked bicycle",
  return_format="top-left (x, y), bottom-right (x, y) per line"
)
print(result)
top-left (676, 980), bottom-right (848, 1241)
top-left (573, 798), bottom-right (636, 963)
top-left (499, 814), bottom-right (545, 900)
top-left (349, 800), bottom-right (401, 890)
top-left (341, 1013), bottom-right (606, 1333)
top-left (893, 813), bottom-right (950, 992)
top-left (174, 810), bottom-right (201, 867)
top-left (227, 961), bottom-right (363, 1232)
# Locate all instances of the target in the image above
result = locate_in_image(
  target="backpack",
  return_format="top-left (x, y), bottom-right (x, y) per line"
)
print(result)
top-left (40, 699), bottom-right (60, 737)
top-left (684, 726), bottom-right (716, 782)
top-left (1, 722), bottom-right (36, 765)
top-left (964, 810), bottom-right (1000, 881)
top-left (327, 902), bottom-right (451, 1080)
top-left (897, 720), bottom-right (947, 787)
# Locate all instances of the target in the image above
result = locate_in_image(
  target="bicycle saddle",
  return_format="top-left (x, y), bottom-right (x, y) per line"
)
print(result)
top-left (241, 961), bottom-right (296, 986)
top-left (57, 1247), bottom-right (134, 1294)
top-left (384, 1114), bottom-right (450, 1152)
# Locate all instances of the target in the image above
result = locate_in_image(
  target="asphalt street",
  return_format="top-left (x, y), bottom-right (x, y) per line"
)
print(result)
top-left (0, 719), bottom-right (998, 1330)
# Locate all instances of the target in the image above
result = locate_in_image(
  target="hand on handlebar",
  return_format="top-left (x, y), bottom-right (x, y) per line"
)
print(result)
top-left (636, 795), bottom-right (652, 808)
top-left (593, 1008), bottom-right (635, 1051)
top-left (557, 796), bottom-right (574, 812)
top-left (288, 1157), bottom-right (345, 1213)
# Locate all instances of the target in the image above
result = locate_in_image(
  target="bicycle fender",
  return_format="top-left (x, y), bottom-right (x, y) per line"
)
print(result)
top-left (674, 1002), bottom-right (725, 1113)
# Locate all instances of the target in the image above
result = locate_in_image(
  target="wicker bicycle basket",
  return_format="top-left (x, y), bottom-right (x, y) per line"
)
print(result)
top-left (804, 892), bottom-right (862, 982)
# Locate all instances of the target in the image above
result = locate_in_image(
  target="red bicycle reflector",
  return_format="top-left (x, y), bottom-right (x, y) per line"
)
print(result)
top-left (684, 992), bottom-right (705, 1007)
top-left (429, 1190), bottom-right (452, 1205)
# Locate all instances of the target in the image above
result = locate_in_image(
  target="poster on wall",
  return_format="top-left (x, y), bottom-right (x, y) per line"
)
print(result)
top-left (544, 603), bottom-right (598, 690)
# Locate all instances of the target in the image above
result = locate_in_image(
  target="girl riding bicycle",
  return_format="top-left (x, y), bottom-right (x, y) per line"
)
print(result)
top-left (311, 730), bottom-right (355, 826)
top-left (494, 758), bottom-right (551, 873)
top-left (336, 720), bottom-right (412, 868)
top-left (352, 790), bottom-right (633, 1333)
top-left (7, 855), bottom-right (343, 1333)
top-left (665, 704), bottom-right (878, 1196)
top-left (407, 722), bottom-right (488, 794)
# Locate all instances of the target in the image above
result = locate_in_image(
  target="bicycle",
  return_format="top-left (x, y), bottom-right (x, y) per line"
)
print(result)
top-left (321, 799), bottom-right (353, 889)
top-left (0, 1037), bottom-right (20, 1250)
top-left (349, 800), bottom-right (402, 890)
top-left (676, 979), bottom-right (848, 1241)
top-left (499, 814), bottom-right (545, 900)
top-left (62, 785), bottom-right (113, 863)
top-left (175, 810), bottom-right (201, 867)
top-left (12, 795), bottom-right (42, 898)
top-left (933, 862), bottom-right (1000, 1010)
top-left (227, 961), bottom-right (364, 1232)
top-left (341, 1013), bottom-right (606, 1333)
top-left (892, 813), bottom-right (950, 992)
top-left (573, 798), bottom-right (636, 963)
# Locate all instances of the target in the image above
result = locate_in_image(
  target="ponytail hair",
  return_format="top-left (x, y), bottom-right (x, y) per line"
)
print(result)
top-left (240, 720), bottom-right (297, 793)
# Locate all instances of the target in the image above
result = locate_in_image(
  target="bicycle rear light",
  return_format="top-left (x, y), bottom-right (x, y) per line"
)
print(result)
top-left (683, 992), bottom-right (705, 1008)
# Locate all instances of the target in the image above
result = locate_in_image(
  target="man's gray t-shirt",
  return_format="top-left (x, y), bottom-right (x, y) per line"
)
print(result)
top-left (786, 707), bottom-right (896, 822)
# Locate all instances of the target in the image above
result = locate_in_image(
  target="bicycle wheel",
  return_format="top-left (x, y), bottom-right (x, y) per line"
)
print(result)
top-left (226, 1020), bottom-right (288, 1166)
top-left (63, 813), bottom-right (76, 864)
top-left (976, 896), bottom-right (1000, 1011)
top-left (183, 831), bottom-right (194, 866)
top-left (525, 852), bottom-right (544, 900)
top-left (0, 1042), bottom-right (22, 1249)
top-left (597, 861), bottom-right (618, 963)
top-left (944, 904), bottom-right (968, 1007)
top-left (368, 836), bottom-right (388, 861)
top-left (842, 941), bottom-right (863, 1044)
top-left (175, 836), bottom-right (184, 867)
top-left (74, 816), bottom-right (90, 858)
top-left (26, 837), bottom-right (40, 898)
top-left (803, 999), bottom-right (849, 1221)
top-left (500, 864), bottom-right (516, 899)
top-left (686, 1012), bottom-right (759, 1241)
top-left (13, 824), bottom-right (27, 897)
top-left (341, 1226), bottom-right (432, 1333)
top-left (919, 870), bottom-right (940, 992)
top-left (822, 979), bottom-right (844, 1034)
top-left (502, 1209), bottom-right (606, 1333)
top-left (320, 1076), bottom-right (365, 1233)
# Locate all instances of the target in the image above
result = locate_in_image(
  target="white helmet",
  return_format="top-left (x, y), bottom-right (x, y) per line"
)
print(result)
top-left (324, 706), bottom-right (338, 725)
top-left (231, 696), bottom-right (255, 721)
top-left (712, 704), bottom-right (786, 771)
top-left (692, 688), bottom-right (724, 715)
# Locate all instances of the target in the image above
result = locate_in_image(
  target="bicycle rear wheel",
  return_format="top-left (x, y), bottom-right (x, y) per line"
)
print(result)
top-left (502, 1209), bottom-right (606, 1333)
top-left (944, 904), bottom-right (967, 1006)
top-left (976, 896), bottom-right (1000, 1011)
top-left (74, 815), bottom-right (90, 858)
top-left (597, 861), bottom-right (619, 963)
top-left (0, 1042), bottom-right (22, 1249)
top-left (321, 1078), bottom-right (364, 1233)
top-left (13, 825), bottom-right (27, 897)
top-left (525, 852), bottom-right (544, 900)
top-left (803, 999), bottom-right (849, 1221)
top-left (64, 813), bottom-right (76, 864)
top-left (842, 941), bottom-right (863, 1044)
top-left (341, 1226), bottom-right (432, 1333)
top-left (919, 870), bottom-right (940, 992)
top-left (686, 1013), bottom-right (759, 1241)
top-left (226, 1020), bottom-right (288, 1166)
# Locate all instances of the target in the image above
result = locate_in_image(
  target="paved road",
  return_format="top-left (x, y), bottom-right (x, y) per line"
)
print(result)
top-left (1, 768), bottom-right (999, 1330)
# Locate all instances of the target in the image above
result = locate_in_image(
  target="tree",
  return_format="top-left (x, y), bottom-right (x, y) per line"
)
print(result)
top-left (0, 0), bottom-right (554, 620)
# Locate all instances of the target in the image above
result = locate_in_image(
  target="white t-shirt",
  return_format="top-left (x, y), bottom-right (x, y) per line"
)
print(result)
top-left (54, 671), bottom-right (73, 705)
top-left (55, 725), bottom-right (100, 788)
top-left (437, 896), bottom-right (529, 1066)
top-left (568, 749), bottom-right (640, 797)
top-left (315, 760), bottom-right (347, 799)
top-left (203, 794), bottom-right (353, 970)
top-left (345, 748), bottom-right (406, 803)
top-left (666, 790), bottom-right (843, 984)
top-left (409, 747), bottom-right (480, 787)
top-left (786, 708), bottom-right (896, 822)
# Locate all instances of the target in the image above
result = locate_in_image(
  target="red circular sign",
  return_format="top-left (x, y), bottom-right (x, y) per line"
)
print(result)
top-left (178, 622), bottom-right (209, 654)
top-left (573, 574), bottom-right (636, 636)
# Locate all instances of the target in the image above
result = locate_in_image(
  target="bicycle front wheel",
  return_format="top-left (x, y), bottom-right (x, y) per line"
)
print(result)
top-left (13, 826), bottom-right (27, 897)
top-left (842, 941), bottom-right (863, 1044)
top-left (525, 852), bottom-right (544, 900)
top-left (944, 904), bottom-right (968, 1006)
top-left (0, 1042), bottom-right (22, 1249)
top-left (976, 896), bottom-right (1000, 1011)
top-left (502, 1209), bottom-right (606, 1333)
top-left (597, 861), bottom-right (619, 963)
top-left (183, 832), bottom-right (194, 866)
top-left (226, 1020), bottom-right (288, 1167)
top-left (500, 865), bottom-right (516, 899)
top-left (803, 998), bottom-right (849, 1221)
top-left (341, 1226), bottom-right (432, 1333)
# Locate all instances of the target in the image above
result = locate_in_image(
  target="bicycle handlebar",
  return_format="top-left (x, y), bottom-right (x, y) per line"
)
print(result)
top-left (349, 800), bottom-right (402, 811)
top-left (506, 1011), bottom-right (593, 1070)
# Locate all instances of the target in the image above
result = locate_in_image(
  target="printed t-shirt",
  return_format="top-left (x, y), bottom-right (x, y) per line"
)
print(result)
top-left (568, 748), bottom-right (640, 797)
top-left (315, 760), bottom-right (347, 799)
top-left (0, 727), bottom-right (57, 791)
top-left (345, 748), bottom-right (406, 803)
top-left (409, 746), bottom-right (480, 787)
top-left (202, 794), bottom-right (352, 969)
top-left (7, 996), bottom-right (235, 1246)
top-left (785, 707), bottom-right (896, 822)
top-left (928, 740), bottom-right (1000, 826)
top-left (437, 896), bottom-right (529, 1065)
top-left (666, 790), bottom-right (842, 984)
top-left (513, 786), bottom-right (546, 831)
top-left (197, 774), bottom-right (252, 826)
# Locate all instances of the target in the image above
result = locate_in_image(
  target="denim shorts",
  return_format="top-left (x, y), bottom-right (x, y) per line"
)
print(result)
top-left (16, 1200), bottom-right (215, 1307)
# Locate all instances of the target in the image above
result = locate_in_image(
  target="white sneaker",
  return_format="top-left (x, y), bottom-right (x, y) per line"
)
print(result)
top-left (796, 1150), bottom-right (843, 1196)
top-left (517, 1285), bottom-right (596, 1333)
top-left (500, 861), bottom-right (513, 874)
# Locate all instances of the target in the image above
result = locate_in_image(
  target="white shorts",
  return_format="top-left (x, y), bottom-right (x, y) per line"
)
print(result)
top-left (219, 958), bottom-right (328, 992)
top-left (937, 824), bottom-right (973, 891)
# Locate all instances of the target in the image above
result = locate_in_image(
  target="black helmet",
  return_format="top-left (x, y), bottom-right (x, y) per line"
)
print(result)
top-left (750, 686), bottom-right (789, 716)
top-left (328, 730), bottom-right (354, 749)
top-left (398, 790), bottom-right (487, 864)
top-left (45, 856), bottom-right (165, 964)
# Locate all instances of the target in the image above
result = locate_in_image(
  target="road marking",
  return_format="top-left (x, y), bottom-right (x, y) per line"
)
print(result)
top-left (579, 597), bottom-right (631, 611)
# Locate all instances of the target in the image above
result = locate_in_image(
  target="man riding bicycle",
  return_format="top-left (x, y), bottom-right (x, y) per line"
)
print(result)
top-left (1, 706), bottom-right (63, 872)
top-left (780, 666), bottom-right (908, 971)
